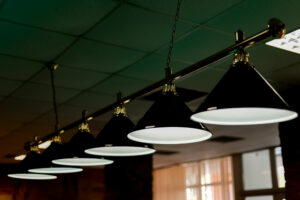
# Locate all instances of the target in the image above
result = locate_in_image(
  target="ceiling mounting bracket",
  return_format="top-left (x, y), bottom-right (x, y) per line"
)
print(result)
top-left (233, 30), bottom-right (250, 65)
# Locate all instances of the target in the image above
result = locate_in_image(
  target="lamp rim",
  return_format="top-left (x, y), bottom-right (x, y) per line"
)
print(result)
top-left (52, 157), bottom-right (114, 166)
top-left (8, 173), bottom-right (57, 180)
top-left (85, 146), bottom-right (156, 157)
top-left (128, 127), bottom-right (212, 144)
top-left (28, 167), bottom-right (83, 174)
top-left (191, 107), bottom-right (298, 125)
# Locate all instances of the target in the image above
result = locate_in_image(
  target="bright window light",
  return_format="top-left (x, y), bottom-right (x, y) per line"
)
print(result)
top-left (266, 29), bottom-right (300, 54)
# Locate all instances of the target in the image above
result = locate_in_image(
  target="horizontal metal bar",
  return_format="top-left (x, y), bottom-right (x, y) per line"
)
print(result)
top-left (29, 18), bottom-right (285, 148)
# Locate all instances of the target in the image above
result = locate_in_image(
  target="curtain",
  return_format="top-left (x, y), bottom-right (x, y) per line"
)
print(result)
top-left (153, 156), bottom-right (234, 200)
top-left (153, 165), bottom-right (186, 200)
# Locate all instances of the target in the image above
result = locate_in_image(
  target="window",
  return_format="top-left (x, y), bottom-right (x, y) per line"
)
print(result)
top-left (153, 146), bottom-right (285, 200)
top-left (236, 147), bottom-right (286, 200)
top-left (153, 156), bottom-right (234, 200)
top-left (274, 147), bottom-right (285, 188)
top-left (242, 149), bottom-right (272, 190)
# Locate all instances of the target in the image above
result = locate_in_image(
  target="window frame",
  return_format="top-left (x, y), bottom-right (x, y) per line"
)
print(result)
top-left (233, 146), bottom-right (286, 200)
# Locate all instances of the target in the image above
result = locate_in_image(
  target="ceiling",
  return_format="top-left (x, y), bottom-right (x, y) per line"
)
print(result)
top-left (0, 0), bottom-right (299, 168)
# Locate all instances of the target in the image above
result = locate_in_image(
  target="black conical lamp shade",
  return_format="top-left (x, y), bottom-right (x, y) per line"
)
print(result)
top-left (191, 60), bottom-right (298, 125)
top-left (52, 125), bottom-right (113, 167)
top-left (7, 150), bottom-right (58, 180)
top-left (28, 137), bottom-right (83, 174)
top-left (67, 129), bottom-right (95, 156)
top-left (20, 151), bottom-right (44, 169)
top-left (85, 109), bottom-right (155, 157)
top-left (127, 87), bottom-right (212, 144)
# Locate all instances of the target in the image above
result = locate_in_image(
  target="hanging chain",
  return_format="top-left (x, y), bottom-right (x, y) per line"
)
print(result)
top-left (165, 0), bottom-right (184, 79)
top-left (49, 64), bottom-right (60, 132)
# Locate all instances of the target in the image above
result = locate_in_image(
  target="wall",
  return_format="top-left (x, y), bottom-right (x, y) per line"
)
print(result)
top-left (279, 88), bottom-right (300, 200)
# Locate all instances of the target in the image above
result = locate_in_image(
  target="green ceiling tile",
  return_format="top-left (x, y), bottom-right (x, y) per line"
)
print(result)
top-left (12, 82), bottom-right (81, 103)
top-left (0, 55), bottom-right (44, 81)
top-left (0, 79), bottom-right (23, 96)
top-left (31, 66), bottom-right (109, 90)
top-left (4, 110), bottom-right (39, 124)
top-left (0, 120), bottom-right (24, 136)
top-left (248, 44), bottom-right (300, 74)
top-left (90, 75), bottom-right (153, 96)
top-left (0, 0), bottom-right (118, 35)
top-left (68, 92), bottom-right (115, 109)
top-left (264, 79), bottom-right (292, 93)
top-left (57, 39), bottom-right (146, 73)
top-left (0, 97), bottom-right (52, 114)
top-left (86, 4), bottom-right (196, 51)
top-left (0, 21), bottom-right (75, 61)
top-left (119, 55), bottom-right (189, 81)
top-left (267, 63), bottom-right (300, 87)
top-left (208, 55), bottom-right (233, 71)
top-left (176, 68), bottom-right (226, 93)
top-left (206, 0), bottom-right (300, 36)
top-left (158, 28), bottom-right (232, 63)
top-left (125, 99), bottom-right (153, 119)
top-left (128, 0), bottom-right (242, 24)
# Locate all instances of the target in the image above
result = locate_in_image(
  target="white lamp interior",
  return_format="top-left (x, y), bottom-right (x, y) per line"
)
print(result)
top-left (127, 127), bottom-right (212, 144)
top-left (85, 146), bottom-right (156, 157)
top-left (52, 158), bottom-right (114, 166)
top-left (8, 173), bottom-right (57, 180)
top-left (191, 107), bottom-right (298, 125)
top-left (28, 167), bottom-right (83, 174)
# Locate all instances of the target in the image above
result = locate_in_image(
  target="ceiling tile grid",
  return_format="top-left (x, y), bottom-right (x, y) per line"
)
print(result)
top-left (0, 78), bottom-right (23, 96)
top-left (67, 92), bottom-right (115, 109)
top-left (56, 38), bottom-right (147, 73)
top-left (90, 75), bottom-right (153, 96)
top-left (119, 54), bottom-right (190, 81)
top-left (206, 0), bottom-right (300, 35)
top-left (126, 0), bottom-right (244, 24)
top-left (0, 55), bottom-right (44, 81)
top-left (0, 21), bottom-right (76, 61)
top-left (85, 4), bottom-right (197, 52)
top-left (0, 0), bottom-right (119, 35)
top-left (156, 27), bottom-right (234, 63)
top-left (31, 66), bottom-right (110, 90)
top-left (11, 82), bottom-right (81, 103)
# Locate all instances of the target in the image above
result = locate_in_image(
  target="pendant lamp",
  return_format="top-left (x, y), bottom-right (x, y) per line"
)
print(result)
top-left (52, 111), bottom-right (113, 166)
top-left (85, 98), bottom-right (155, 157)
top-left (28, 64), bottom-right (82, 174)
top-left (8, 143), bottom-right (57, 180)
top-left (127, 83), bottom-right (212, 144)
top-left (29, 133), bottom-right (83, 174)
top-left (128, 0), bottom-right (211, 144)
top-left (190, 42), bottom-right (298, 125)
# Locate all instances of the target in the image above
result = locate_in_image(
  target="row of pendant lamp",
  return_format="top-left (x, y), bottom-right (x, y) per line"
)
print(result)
top-left (8, 51), bottom-right (298, 180)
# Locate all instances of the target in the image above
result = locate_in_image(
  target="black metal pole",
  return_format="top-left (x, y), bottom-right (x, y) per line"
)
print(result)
top-left (27, 18), bottom-right (285, 148)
